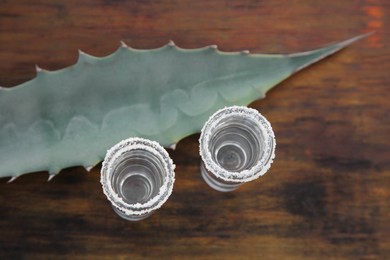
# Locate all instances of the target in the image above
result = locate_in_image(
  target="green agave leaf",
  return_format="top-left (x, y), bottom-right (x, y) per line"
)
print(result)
top-left (0, 35), bottom-right (366, 181)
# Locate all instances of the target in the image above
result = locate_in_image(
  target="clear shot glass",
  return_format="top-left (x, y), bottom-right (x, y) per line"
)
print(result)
top-left (101, 137), bottom-right (175, 221)
top-left (199, 106), bottom-right (276, 192)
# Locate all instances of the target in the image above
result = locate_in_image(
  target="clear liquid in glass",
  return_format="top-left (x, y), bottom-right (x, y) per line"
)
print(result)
top-left (101, 138), bottom-right (175, 221)
top-left (200, 106), bottom-right (275, 192)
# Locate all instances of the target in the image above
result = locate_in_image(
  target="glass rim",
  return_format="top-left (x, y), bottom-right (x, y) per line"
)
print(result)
top-left (101, 137), bottom-right (175, 216)
top-left (199, 106), bottom-right (276, 183)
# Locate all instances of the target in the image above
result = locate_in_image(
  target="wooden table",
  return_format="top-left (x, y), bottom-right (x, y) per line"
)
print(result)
top-left (0, 0), bottom-right (389, 259)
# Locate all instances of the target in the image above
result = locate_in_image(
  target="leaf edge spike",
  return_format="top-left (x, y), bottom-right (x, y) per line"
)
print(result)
top-left (7, 175), bottom-right (18, 183)
top-left (77, 49), bottom-right (100, 63)
top-left (120, 41), bottom-right (128, 48)
top-left (0, 86), bottom-right (11, 92)
top-left (167, 40), bottom-right (176, 47)
top-left (78, 49), bottom-right (97, 58)
top-left (77, 49), bottom-right (88, 64)
top-left (47, 174), bottom-right (56, 182)
top-left (169, 143), bottom-right (177, 150)
top-left (78, 49), bottom-right (87, 56)
top-left (35, 64), bottom-right (43, 73)
top-left (209, 45), bottom-right (218, 50)
top-left (84, 165), bottom-right (93, 172)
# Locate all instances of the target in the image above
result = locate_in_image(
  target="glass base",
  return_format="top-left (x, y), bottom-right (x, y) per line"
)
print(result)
top-left (112, 205), bottom-right (153, 221)
top-left (200, 162), bottom-right (241, 192)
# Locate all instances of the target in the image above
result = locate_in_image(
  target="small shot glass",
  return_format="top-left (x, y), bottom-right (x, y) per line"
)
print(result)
top-left (199, 106), bottom-right (276, 192)
top-left (101, 137), bottom-right (175, 221)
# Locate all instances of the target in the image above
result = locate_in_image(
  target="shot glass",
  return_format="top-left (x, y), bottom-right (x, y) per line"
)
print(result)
top-left (199, 106), bottom-right (276, 192)
top-left (101, 137), bottom-right (175, 221)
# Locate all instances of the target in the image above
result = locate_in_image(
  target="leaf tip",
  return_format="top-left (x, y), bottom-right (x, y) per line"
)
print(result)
top-left (336, 32), bottom-right (375, 49)
top-left (289, 33), bottom-right (374, 74)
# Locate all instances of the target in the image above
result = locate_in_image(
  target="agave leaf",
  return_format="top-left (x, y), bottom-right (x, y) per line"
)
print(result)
top-left (0, 35), bottom-right (367, 180)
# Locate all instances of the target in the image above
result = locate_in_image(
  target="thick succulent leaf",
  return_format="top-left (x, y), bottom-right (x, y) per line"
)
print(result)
top-left (0, 35), bottom-right (366, 180)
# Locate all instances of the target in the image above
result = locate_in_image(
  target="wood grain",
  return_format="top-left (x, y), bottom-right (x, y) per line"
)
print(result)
top-left (0, 0), bottom-right (389, 259)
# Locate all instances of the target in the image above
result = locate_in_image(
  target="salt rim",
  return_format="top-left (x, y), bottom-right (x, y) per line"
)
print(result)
top-left (199, 106), bottom-right (276, 183)
top-left (101, 137), bottom-right (175, 216)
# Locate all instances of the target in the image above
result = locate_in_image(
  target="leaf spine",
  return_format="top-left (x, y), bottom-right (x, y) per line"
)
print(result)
top-left (169, 143), bottom-right (177, 150)
top-left (84, 166), bottom-right (93, 172)
top-left (35, 64), bottom-right (43, 73)
top-left (120, 41), bottom-right (128, 48)
top-left (167, 40), bottom-right (176, 47)
top-left (78, 49), bottom-right (87, 56)
top-left (7, 176), bottom-right (18, 183)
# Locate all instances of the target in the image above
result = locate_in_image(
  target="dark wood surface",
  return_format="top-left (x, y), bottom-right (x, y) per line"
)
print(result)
top-left (0, 0), bottom-right (389, 259)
